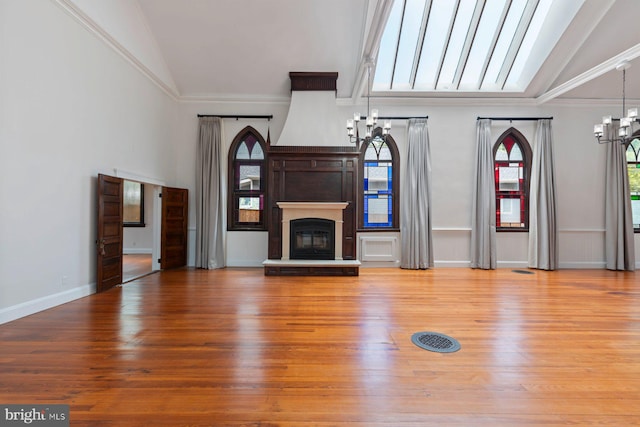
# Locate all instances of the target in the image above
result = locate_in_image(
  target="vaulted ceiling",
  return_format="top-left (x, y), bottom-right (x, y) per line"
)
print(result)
top-left (66, 0), bottom-right (640, 104)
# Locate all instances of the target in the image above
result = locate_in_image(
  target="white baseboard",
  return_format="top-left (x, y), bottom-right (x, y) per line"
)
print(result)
top-left (0, 283), bottom-right (95, 325)
top-left (359, 261), bottom-right (401, 268)
top-left (434, 260), bottom-right (472, 268)
top-left (226, 260), bottom-right (265, 268)
top-left (123, 248), bottom-right (152, 255)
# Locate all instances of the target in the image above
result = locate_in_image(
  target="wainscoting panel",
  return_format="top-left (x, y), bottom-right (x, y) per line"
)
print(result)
top-left (358, 232), bottom-right (400, 267)
top-left (558, 229), bottom-right (606, 269)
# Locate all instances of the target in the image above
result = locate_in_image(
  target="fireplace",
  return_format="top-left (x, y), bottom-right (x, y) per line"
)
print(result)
top-left (263, 201), bottom-right (360, 276)
top-left (290, 218), bottom-right (335, 260)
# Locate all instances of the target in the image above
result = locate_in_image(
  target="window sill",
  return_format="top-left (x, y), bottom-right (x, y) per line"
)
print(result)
top-left (357, 228), bottom-right (400, 233)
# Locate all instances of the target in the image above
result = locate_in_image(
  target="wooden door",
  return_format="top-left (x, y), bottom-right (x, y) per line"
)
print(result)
top-left (96, 174), bottom-right (123, 292)
top-left (161, 186), bottom-right (188, 269)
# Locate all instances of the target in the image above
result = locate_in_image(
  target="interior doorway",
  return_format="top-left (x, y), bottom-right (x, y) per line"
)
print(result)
top-left (122, 181), bottom-right (162, 282)
top-left (97, 173), bottom-right (188, 292)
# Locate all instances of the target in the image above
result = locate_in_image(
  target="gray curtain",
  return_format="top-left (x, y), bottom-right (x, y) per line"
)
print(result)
top-left (605, 121), bottom-right (635, 271)
top-left (401, 118), bottom-right (433, 269)
top-left (528, 119), bottom-right (558, 270)
top-left (470, 119), bottom-right (496, 269)
top-left (195, 117), bottom-right (225, 269)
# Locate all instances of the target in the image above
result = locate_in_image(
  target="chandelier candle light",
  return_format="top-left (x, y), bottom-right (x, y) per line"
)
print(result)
top-left (594, 61), bottom-right (640, 144)
top-left (347, 63), bottom-right (391, 147)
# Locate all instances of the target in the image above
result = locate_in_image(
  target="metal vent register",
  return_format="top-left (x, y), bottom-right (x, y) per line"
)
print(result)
top-left (411, 332), bottom-right (461, 353)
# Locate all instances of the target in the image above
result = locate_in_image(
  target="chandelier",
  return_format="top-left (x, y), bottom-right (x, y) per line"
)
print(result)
top-left (593, 61), bottom-right (639, 144)
top-left (346, 63), bottom-right (390, 147)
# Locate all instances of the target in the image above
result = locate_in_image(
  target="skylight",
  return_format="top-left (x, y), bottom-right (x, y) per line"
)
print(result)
top-left (373, 0), bottom-right (583, 93)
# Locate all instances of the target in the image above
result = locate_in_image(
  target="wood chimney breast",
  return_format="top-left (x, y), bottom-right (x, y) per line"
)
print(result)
top-left (263, 145), bottom-right (360, 276)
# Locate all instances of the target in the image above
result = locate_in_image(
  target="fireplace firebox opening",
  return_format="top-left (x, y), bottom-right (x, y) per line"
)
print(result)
top-left (290, 218), bottom-right (335, 260)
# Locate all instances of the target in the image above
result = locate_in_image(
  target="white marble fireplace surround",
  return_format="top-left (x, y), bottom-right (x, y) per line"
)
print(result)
top-left (277, 201), bottom-right (348, 260)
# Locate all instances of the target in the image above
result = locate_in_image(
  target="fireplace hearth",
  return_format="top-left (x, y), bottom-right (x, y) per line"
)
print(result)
top-left (263, 201), bottom-right (360, 276)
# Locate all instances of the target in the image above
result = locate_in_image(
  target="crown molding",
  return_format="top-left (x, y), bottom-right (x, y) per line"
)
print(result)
top-left (178, 93), bottom-right (291, 105)
top-left (338, 95), bottom-right (539, 107)
top-left (51, 0), bottom-right (180, 101)
top-left (536, 42), bottom-right (640, 105)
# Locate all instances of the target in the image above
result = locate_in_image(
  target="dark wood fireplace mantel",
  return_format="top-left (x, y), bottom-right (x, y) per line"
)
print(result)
top-left (265, 145), bottom-right (359, 276)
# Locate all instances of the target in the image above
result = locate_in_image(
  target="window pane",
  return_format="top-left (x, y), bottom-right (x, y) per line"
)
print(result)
top-left (632, 197), bottom-right (640, 229)
top-left (459, 0), bottom-right (508, 90)
top-left (123, 180), bottom-right (143, 224)
top-left (237, 195), bottom-right (262, 223)
top-left (364, 144), bottom-right (378, 161)
top-left (365, 164), bottom-right (390, 192)
top-left (251, 143), bottom-right (264, 160)
top-left (392, 0), bottom-right (427, 90)
top-left (498, 166), bottom-right (520, 191)
top-left (437, 0), bottom-right (475, 89)
top-left (629, 166), bottom-right (640, 229)
top-left (499, 198), bottom-right (521, 225)
top-left (495, 143), bottom-right (508, 161)
top-left (236, 141), bottom-right (250, 159)
top-left (629, 164), bottom-right (640, 194)
top-left (378, 144), bottom-right (392, 161)
top-left (510, 144), bottom-right (523, 161)
top-left (627, 139), bottom-right (639, 161)
top-left (238, 164), bottom-right (261, 190)
top-left (365, 195), bottom-right (392, 227)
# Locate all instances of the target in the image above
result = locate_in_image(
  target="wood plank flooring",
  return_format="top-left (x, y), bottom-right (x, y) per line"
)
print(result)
top-left (122, 254), bottom-right (153, 283)
top-left (1, 267), bottom-right (639, 426)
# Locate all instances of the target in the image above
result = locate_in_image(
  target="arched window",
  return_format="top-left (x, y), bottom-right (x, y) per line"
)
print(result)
top-left (626, 135), bottom-right (640, 232)
top-left (493, 128), bottom-right (532, 231)
top-left (360, 129), bottom-right (399, 229)
top-left (227, 126), bottom-right (267, 231)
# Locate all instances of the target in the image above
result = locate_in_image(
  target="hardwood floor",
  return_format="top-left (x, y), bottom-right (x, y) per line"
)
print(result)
top-left (1, 268), bottom-right (639, 426)
top-left (122, 254), bottom-right (153, 283)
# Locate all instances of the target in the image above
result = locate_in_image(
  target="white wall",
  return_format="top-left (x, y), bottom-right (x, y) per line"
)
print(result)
top-left (173, 101), bottom-right (291, 267)
top-left (173, 98), bottom-right (639, 269)
top-left (0, 0), bottom-right (178, 323)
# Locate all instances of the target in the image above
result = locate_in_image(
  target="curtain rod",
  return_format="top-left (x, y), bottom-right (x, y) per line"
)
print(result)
top-left (197, 114), bottom-right (273, 120)
top-left (359, 116), bottom-right (429, 120)
top-left (477, 116), bottom-right (553, 121)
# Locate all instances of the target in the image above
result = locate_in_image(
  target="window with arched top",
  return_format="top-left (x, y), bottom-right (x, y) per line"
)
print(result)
top-left (626, 135), bottom-right (640, 232)
top-left (227, 126), bottom-right (267, 231)
top-left (493, 128), bottom-right (532, 231)
top-left (360, 129), bottom-right (399, 230)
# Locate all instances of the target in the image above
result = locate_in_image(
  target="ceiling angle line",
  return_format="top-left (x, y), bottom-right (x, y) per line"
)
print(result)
top-left (536, 43), bottom-right (640, 105)
top-left (197, 115), bottom-right (273, 120)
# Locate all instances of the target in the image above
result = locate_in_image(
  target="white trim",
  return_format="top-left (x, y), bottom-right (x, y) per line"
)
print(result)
top-left (178, 93), bottom-right (291, 105)
top-left (51, 0), bottom-right (179, 100)
top-left (559, 262), bottom-right (607, 269)
top-left (360, 261), bottom-right (402, 268)
top-left (113, 169), bottom-right (166, 187)
top-left (496, 260), bottom-right (529, 268)
top-left (123, 248), bottom-right (153, 255)
top-left (433, 261), bottom-right (472, 268)
top-left (0, 284), bottom-right (95, 325)
top-left (226, 260), bottom-right (266, 268)
top-left (537, 42), bottom-right (640, 104)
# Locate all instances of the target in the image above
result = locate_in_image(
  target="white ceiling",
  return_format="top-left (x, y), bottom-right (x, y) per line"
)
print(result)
top-left (70, 0), bottom-right (640, 103)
